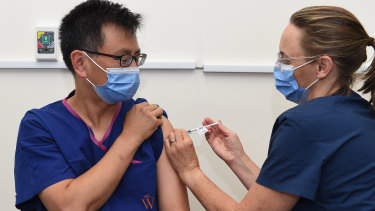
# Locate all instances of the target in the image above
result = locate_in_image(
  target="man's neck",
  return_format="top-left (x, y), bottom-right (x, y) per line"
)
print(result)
top-left (67, 87), bottom-right (119, 129)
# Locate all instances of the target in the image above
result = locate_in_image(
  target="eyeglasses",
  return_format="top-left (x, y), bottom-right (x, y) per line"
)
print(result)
top-left (83, 50), bottom-right (147, 67)
top-left (277, 53), bottom-right (319, 65)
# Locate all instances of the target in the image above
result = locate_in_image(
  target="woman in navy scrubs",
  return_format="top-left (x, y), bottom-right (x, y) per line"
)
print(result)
top-left (165, 6), bottom-right (375, 210)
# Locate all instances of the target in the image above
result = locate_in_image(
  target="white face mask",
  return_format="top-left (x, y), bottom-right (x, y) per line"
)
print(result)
top-left (83, 51), bottom-right (140, 104)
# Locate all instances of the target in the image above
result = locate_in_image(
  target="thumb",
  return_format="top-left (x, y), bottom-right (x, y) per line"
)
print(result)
top-left (217, 120), bottom-right (231, 135)
top-left (203, 117), bottom-right (215, 126)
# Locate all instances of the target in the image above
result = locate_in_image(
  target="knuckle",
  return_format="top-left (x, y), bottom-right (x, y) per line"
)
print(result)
top-left (141, 106), bottom-right (148, 113)
top-left (187, 140), bottom-right (193, 147)
top-left (135, 103), bottom-right (142, 108)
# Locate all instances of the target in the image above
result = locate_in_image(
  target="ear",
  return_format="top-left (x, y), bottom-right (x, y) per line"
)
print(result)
top-left (316, 55), bottom-right (333, 79)
top-left (70, 50), bottom-right (88, 78)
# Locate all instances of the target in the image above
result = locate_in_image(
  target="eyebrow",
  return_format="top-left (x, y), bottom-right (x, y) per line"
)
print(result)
top-left (116, 48), bottom-right (141, 55)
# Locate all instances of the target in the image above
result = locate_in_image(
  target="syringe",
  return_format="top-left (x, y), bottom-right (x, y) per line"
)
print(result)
top-left (187, 123), bottom-right (218, 134)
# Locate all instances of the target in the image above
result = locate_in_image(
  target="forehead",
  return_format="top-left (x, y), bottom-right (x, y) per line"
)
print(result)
top-left (100, 23), bottom-right (139, 54)
top-left (279, 24), bottom-right (305, 57)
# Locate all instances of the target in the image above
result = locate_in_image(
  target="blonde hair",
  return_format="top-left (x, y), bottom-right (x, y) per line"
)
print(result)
top-left (290, 6), bottom-right (375, 110)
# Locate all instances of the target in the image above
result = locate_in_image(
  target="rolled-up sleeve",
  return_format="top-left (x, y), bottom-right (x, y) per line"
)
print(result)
top-left (15, 111), bottom-right (76, 209)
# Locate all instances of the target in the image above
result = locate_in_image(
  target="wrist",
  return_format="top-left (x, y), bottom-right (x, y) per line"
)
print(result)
top-left (224, 155), bottom-right (236, 167)
top-left (228, 151), bottom-right (248, 171)
top-left (180, 167), bottom-right (203, 187)
top-left (118, 130), bottom-right (143, 145)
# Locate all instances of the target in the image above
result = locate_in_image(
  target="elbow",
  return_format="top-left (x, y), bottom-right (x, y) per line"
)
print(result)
top-left (43, 200), bottom-right (98, 211)
top-left (64, 202), bottom-right (100, 211)
top-left (57, 205), bottom-right (95, 211)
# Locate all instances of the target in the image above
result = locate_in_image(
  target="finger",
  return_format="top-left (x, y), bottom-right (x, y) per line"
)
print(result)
top-left (217, 120), bottom-right (225, 131)
top-left (206, 123), bottom-right (218, 131)
top-left (202, 118), bottom-right (216, 133)
top-left (203, 117), bottom-right (215, 126)
top-left (218, 120), bottom-right (228, 131)
top-left (181, 130), bottom-right (198, 157)
top-left (216, 120), bottom-right (230, 135)
top-left (182, 130), bottom-right (193, 144)
top-left (167, 131), bottom-right (177, 147)
top-left (205, 130), bottom-right (211, 139)
top-left (170, 131), bottom-right (176, 140)
top-left (147, 104), bottom-right (159, 111)
top-left (152, 107), bottom-right (164, 119)
top-left (137, 102), bottom-right (149, 107)
top-left (159, 117), bottom-right (165, 127)
top-left (205, 129), bottom-right (215, 144)
top-left (164, 132), bottom-right (176, 156)
top-left (206, 124), bottom-right (219, 134)
top-left (174, 129), bottom-right (184, 142)
top-left (205, 128), bottom-right (212, 135)
top-left (155, 118), bottom-right (163, 127)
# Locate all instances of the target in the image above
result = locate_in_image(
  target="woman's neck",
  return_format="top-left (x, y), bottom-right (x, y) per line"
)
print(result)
top-left (308, 78), bottom-right (343, 101)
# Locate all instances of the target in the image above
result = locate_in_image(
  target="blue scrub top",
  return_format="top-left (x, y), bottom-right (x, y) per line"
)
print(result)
top-left (15, 91), bottom-right (166, 210)
top-left (257, 91), bottom-right (375, 210)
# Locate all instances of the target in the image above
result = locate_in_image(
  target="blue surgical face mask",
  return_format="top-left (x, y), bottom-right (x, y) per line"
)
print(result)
top-left (274, 59), bottom-right (319, 104)
top-left (83, 51), bottom-right (140, 104)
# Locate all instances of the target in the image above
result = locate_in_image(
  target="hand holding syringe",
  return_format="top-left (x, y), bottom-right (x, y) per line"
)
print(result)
top-left (187, 123), bottom-right (218, 135)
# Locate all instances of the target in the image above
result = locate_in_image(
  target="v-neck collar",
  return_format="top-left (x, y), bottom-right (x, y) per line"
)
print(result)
top-left (62, 91), bottom-right (122, 152)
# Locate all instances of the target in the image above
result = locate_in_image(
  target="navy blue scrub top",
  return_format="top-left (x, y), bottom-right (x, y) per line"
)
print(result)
top-left (257, 91), bottom-right (375, 210)
top-left (15, 91), bottom-right (166, 211)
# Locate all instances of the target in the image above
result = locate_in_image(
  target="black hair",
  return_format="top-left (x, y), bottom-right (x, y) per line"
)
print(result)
top-left (59, 0), bottom-right (142, 74)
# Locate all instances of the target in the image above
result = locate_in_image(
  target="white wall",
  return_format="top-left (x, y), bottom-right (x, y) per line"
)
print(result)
top-left (0, 0), bottom-right (373, 210)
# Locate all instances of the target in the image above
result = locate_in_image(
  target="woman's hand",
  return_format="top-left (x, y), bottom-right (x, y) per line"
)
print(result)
top-left (164, 129), bottom-right (200, 183)
top-left (203, 117), bottom-right (245, 166)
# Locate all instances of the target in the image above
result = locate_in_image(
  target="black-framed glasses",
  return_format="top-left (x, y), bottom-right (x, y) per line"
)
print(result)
top-left (83, 49), bottom-right (147, 67)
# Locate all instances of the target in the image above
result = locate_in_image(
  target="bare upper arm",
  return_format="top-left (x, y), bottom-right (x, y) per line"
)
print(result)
top-left (157, 118), bottom-right (189, 211)
top-left (239, 183), bottom-right (299, 211)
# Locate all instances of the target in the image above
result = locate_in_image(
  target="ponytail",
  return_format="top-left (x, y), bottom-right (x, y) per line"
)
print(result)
top-left (359, 37), bottom-right (375, 111)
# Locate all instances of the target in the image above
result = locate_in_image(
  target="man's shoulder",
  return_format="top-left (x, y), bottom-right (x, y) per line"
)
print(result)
top-left (22, 100), bottom-right (65, 123)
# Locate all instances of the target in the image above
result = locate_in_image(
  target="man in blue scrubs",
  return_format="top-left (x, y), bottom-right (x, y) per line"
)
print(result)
top-left (14, 0), bottom-right (189, 210)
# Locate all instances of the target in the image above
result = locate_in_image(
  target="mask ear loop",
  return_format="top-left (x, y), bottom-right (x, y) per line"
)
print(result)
top-left (294, 58), bottom-right (319, 70)
top-left (86, 77), bottom-right (96, 87)
top-left (82, 51), bottom-right (108, 73)
top-left (295, 57), bottom-right (320, 104)
top-left (82, 51), bottom-right (109, 87)
top-left (298, 78), bottom-right (319, 104)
